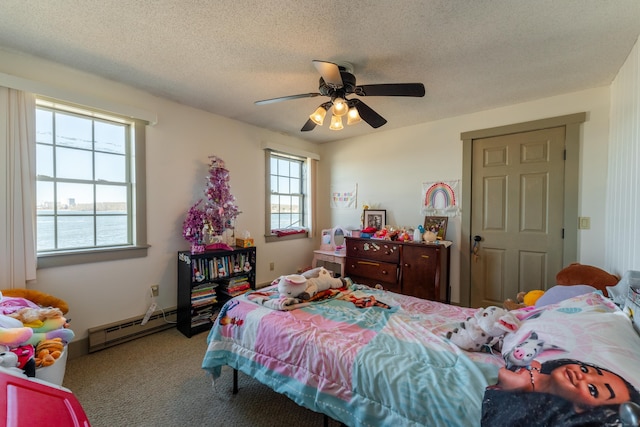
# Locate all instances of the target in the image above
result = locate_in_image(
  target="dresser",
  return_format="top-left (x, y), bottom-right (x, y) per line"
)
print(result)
top-left (345, 237), bottom-right (450, 303)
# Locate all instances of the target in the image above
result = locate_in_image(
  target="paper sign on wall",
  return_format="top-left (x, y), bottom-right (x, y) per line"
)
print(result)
top-left (331, 184), bottom-right (357, 209)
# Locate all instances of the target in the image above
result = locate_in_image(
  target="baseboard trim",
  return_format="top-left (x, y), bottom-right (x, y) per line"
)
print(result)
top-left (68, 306), bottom-right (177, 358)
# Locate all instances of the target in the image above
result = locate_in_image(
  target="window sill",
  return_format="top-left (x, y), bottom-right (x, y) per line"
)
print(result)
top-left (37, 245), bottom-right (149, 268)
top-left (265, 231), bottom-right (308, 243)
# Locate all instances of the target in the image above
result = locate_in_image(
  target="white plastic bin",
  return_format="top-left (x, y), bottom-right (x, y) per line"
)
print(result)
top-left (34, 346), bottom-right (68, 386)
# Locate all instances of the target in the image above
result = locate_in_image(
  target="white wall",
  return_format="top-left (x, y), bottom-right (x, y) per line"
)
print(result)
top-left (0, 46), bottom-right (617, 340)
top-left (0, 48), bottom-right (320, 340)
top-left (320, 87), bottom-right (611, 303)
top-left (606, 36), bottom-right (640, 275)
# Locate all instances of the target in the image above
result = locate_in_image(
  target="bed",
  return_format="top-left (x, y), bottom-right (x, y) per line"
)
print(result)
top-left (202, 281), bottom-right (640, 426)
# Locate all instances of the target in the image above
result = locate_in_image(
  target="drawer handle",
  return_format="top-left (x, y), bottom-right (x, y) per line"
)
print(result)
top-left (421, 255), bottom-right (430, 259)
top-left (381, 270), bottom-right (388, 275)
top-left (357, 261), bottom-right (380, 267)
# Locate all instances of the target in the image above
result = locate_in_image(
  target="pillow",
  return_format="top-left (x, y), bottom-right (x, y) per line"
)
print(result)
top-left (534, 284), bottom-right (597, 307)
top-left (555, 263), bottom-right (619, 296)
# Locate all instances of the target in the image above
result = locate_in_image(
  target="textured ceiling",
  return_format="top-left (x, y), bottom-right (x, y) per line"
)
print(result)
top-left (0, 1), bottom-right (639, 143)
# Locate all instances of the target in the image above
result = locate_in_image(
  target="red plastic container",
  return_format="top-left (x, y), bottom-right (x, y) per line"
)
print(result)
top-left (0, 369), bottom-right (90, 426)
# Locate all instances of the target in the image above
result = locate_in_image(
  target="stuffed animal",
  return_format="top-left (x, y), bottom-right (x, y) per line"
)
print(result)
top-left (0, 289), bottom-right (68, 314)
top-left (445, 306), bottom-right (520, 352)
top-left (0, 346), bottom-right (19, 369)
top-left (25, 328), bottom-right (74, 347)
top-left (300, 267), bottom-right (345, 299)
top-left (276, 274), bottom-right (309, 299)
top-left (10, 345), bottom-right (36, 377)
top-left (503, 330), bottom-right (565, 370)
top-left (7, 307), bottom-right (65, 328)
top-left (504, 290), bottom-right (545, 310)
top-left (0, 346), bottom-right (25, 376)
top-left (0, 314), bottom-right (34, 347)
top-left (3, 305), bottom-right (74, 346)
top-left (555, 263), bottom-right (619, 297)
top-left (34, 338), bottom-right (64, 368)
top-left (276, 267), bottom-right (348, 301)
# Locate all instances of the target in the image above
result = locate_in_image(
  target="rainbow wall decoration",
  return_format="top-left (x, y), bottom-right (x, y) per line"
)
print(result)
top-left (421, 180), bottom-right (460, 217)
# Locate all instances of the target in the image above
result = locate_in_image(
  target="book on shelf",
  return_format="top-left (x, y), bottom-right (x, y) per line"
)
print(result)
top-left (191, 306), bottom-right (220, 327)
top-left (191, 291), bottom-right (216, 300)
top-left (191, 297), bottom-right (216, 306)
top-left (227, 275), bottom-right (249, 285)
top-left (220, 284), bottom-right (251, 297)
top-left (191, 289), bottom-right (216, 299)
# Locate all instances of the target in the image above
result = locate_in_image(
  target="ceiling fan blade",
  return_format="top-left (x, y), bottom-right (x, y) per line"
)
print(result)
top-left (301, 119), bottom-right (317, 132)
top-left (355, 83), bottom-right (425, 97)
top-left (353, 99), bottom-right (387, 129)
top-left (312, 60), bottom-right (343, 89)
top-left (255, 93), bottom-right (321, 105)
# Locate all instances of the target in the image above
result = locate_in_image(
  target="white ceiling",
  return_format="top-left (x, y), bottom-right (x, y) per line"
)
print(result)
top-left (1, 1), bottom-right (639, 144)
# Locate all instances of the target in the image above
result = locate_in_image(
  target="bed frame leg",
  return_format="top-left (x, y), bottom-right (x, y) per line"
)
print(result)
top-left (323, 414), bottom-right (329, 427)
top-left (233, 368), bottom-right (238, 394)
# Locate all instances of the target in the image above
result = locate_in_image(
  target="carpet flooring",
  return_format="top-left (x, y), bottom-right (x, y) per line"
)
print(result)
top-left (62, 327), bottom-right (341, 426)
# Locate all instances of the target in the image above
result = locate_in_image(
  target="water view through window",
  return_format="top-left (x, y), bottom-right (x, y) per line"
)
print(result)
top-left (36, 104), bottom-right (132, 252)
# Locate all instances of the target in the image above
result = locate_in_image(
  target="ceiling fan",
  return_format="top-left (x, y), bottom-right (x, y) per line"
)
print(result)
top-left (255, 60), bottom-right (425, 132)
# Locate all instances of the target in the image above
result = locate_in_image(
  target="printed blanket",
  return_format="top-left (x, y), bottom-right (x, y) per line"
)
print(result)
top-left (203, 284), bottom-right (502, 426)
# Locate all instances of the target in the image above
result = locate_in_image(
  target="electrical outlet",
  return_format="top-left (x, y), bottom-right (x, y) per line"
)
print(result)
top-left (150, 285), bottom-right (159, 297)
top-left (269, 262), bottom-right (275, 271)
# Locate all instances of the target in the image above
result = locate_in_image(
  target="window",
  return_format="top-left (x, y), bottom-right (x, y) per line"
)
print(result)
top-left (265, 150), bottom-right (309, 241)
top-left (35, 98), bottom-right (148, 267)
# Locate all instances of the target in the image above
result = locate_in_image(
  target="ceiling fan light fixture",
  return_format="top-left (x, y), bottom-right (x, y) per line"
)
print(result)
top-left (329, 114), bottom-right (344, 131)
top-left (332, 97), bottom-right (348, 117)
top-left (347, 106), bottom-right (361, 125)
top-left (309, 105), bottom-right (328, 126)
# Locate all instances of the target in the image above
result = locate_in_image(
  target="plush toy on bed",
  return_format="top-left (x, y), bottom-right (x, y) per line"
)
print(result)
top-left (555, 263), bottom-right (619, 296)
top-left (276, 267), bottom-right (347, 301)
top-left (503, 330), bottom-right (565, 370)
top-left (300, 267), bottom-right (345, 299)
top-left (276, 274), bottom-right (309, 299)
top-left (445, 306), bottom-right (521, 352)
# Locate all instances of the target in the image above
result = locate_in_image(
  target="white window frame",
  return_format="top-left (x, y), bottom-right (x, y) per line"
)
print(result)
top-left (35, 97), bottom-right (148, 268)
top-left (264, 149), bottom-right (311, 242)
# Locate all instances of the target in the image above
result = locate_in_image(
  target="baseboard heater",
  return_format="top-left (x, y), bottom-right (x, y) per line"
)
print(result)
top-left (88, 306), bottom-right (177, 353)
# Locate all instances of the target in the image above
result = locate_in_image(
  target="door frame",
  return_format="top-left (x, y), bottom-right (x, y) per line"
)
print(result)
top-left (459, 112), bottom-right (586, 307)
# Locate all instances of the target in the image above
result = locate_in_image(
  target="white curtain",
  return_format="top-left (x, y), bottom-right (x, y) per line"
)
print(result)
top-left (309, 158), bottom-right (318, 238)
top-left (0, 87), bottom-right (37, 288)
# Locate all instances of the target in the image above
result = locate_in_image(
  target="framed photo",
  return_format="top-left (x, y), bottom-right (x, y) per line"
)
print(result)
top-left (424, 216), bottom-right (448, 240)
top-left (364, 209), bottom-right (386, 230)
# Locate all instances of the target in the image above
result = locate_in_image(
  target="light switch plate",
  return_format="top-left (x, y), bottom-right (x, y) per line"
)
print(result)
top-left (579, 217), bottom-right (591, 230)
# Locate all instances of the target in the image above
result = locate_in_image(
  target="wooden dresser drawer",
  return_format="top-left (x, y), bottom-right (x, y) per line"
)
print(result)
top-left (346, 238), bottom-right (400, 264)
top-left (343, 237), bottom-right (450, 303)
top-left (345, 258), bottom-right (398, 285)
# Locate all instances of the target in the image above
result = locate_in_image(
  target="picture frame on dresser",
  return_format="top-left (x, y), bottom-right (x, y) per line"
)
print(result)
top-left (364, 209), bottom-right (386, 230)
top-left (424, 216), bottom-right (448, 240)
